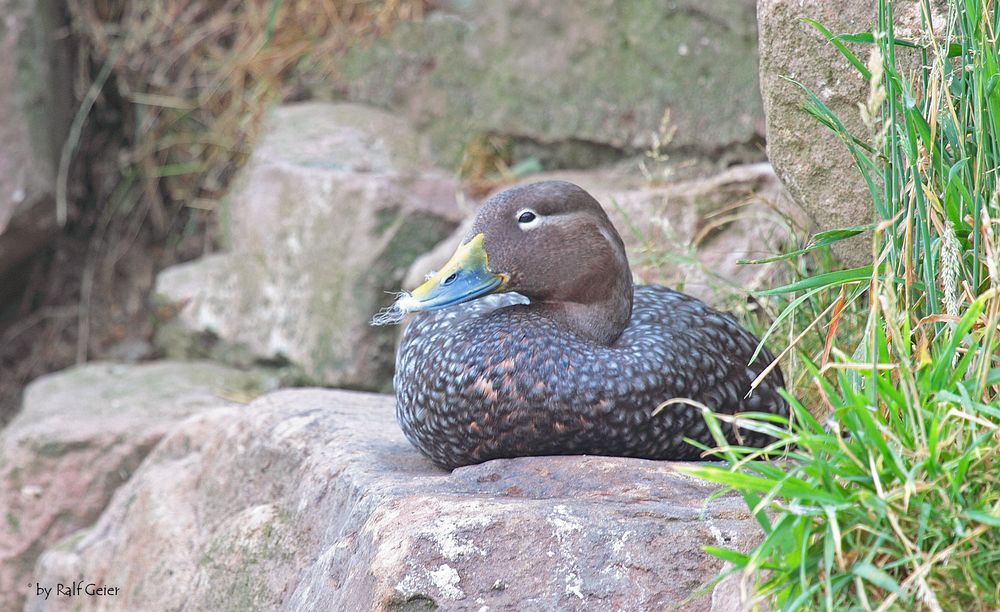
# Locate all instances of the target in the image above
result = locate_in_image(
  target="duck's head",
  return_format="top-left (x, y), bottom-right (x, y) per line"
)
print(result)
top-left (384, 180), bottom-right (635, 345)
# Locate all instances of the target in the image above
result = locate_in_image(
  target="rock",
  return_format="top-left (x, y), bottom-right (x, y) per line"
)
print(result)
top-left (0, 0), bottom-right (74, 276)
top-left (154, 102), bottom-right (464, 391)
top-left (327, 0), bottom-right (764, 168)
top-left (0, 361), bottom-right (277, 611)
top-left (33, 388), bottom-right (761, 610)
top-left (407, 163), bottom-right (808, 305)
top-left (757, 0), bottom-right (945, 266)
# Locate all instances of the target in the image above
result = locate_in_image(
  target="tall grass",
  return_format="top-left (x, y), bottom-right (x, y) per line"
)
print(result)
top-left (685, 1), bottom-right (1000, 609)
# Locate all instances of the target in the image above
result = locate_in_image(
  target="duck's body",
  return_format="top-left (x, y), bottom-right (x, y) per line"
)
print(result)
top-left (383, 180), bottom-right (788, 470)
top-left (396, 286), bottom-right (784, 469)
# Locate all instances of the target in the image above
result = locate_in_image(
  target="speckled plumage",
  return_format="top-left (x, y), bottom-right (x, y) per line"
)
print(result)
top-left (396, 286), bottom-right (787, 470)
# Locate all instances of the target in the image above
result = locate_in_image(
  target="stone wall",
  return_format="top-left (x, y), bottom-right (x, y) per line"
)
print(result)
top-left (326, 0), bottom-right (764, 169)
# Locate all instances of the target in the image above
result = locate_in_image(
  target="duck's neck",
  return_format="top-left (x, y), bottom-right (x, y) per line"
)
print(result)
top-left (534, 272), bottom-right (634, 346)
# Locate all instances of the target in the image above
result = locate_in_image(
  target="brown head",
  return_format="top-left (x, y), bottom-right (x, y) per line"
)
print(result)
top-left (394, 181), bottom-right (634, 345)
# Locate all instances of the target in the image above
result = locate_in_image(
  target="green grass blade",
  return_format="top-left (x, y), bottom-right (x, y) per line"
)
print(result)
top-left (739, 226), bottom-right (873, 265)
top-left (852, 562), bottom-right (906, 597)
top-left (802, 19), bottom-right (871, 80)
top-left (755, 266), bottom-right (872, 296)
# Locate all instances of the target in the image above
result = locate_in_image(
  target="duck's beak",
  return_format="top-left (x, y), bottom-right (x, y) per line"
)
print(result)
top-left (401, 233), bottom-right (507, 312)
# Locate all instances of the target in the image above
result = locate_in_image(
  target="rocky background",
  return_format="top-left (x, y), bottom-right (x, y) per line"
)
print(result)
top-left (1, 0), bottom-right (883, 609)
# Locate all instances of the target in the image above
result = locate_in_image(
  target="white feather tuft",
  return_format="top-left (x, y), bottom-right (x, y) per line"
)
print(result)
top-left (370, 291), bottom-right (421, 326)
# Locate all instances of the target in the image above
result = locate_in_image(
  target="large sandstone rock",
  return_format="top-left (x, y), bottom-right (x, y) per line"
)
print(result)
top-left (758, 0), bottom-right (945, 266)
top-left (32, 388), bottom-right (760, 610)
top-left (0, 361), bottom-right (277, 611)
top-left (0, 0), bottom-right (74, 276)
top-left (330, 0), bottom-right (764, 168)
top-left (154, 103), bottom-right (464, 391)
top-left (407, 163), bottom-right (807, 305)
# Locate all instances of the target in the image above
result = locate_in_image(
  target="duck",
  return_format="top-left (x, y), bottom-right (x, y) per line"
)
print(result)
top-left (378, 180), bottom-right (788, 470)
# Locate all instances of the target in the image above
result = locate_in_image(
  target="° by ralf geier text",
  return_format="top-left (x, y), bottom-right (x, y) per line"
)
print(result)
top-left (29, 581), bottom-right (120, 601)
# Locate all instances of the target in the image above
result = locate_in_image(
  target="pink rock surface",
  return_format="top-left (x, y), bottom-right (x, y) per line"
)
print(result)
top-left (32, 388), bottom-right (761, 611)
top-left (0, 361), bottom-right (274, 610)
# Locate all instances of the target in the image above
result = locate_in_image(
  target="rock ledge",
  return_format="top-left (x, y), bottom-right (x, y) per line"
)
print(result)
top-left (33, 388), bottom-right (759, 611)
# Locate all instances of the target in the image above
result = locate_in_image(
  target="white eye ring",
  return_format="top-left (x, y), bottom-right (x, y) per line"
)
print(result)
top-left (516, 208), bottom-right (541, 230)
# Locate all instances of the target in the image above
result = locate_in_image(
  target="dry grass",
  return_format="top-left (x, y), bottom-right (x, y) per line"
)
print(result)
top-left (67, 0), bottom-right (429, 228)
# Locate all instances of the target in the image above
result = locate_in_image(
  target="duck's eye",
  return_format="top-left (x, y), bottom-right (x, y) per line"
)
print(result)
top-left (517, 210), bottom-right (537, 224)
top-left (442, 272), bottom-right (458, 286)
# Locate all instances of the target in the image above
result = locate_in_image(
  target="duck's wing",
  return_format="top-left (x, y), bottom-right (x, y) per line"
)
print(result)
top-left (626, 285), bottom-right (787, 413)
